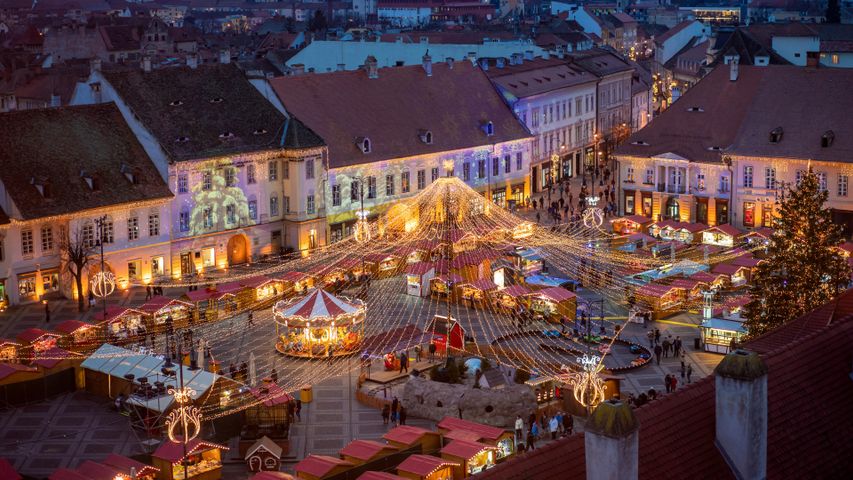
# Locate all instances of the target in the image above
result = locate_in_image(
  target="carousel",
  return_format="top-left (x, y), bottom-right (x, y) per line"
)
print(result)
top-left (272, 288), bottom-right (366, 358)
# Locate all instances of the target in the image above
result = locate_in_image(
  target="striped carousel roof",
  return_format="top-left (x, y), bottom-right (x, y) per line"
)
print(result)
top-left (276, 289), bottom-right (363, 321)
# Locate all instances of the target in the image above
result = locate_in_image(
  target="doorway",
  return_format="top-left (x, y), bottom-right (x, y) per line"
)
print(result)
top-left (227, 234), bottom-right (249, 265)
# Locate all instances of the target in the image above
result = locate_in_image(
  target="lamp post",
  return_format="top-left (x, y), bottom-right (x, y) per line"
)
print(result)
top-left (93, 215), bottom-right (109, 321)
top-left (164, 328), bottom-right (200, 480)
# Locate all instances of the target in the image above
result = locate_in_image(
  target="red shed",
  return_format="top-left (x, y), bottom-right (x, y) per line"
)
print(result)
top-left (425, 315), bottom-right (465, 354)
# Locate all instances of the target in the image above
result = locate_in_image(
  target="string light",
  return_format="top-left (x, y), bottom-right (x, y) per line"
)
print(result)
top-left (166, 386), bottom-right (202, 444)
top-left (90, 271), bottom-right (116, 298)
top-left (562, 354), bottom-right (607, 409)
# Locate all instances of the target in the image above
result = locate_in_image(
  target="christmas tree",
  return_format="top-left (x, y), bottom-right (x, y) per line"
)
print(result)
top-left (744, 169), bottom-right (851, 338)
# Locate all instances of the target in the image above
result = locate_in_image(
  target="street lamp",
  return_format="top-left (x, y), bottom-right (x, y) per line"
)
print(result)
top-left (91, 215), bottom-right (111, 322)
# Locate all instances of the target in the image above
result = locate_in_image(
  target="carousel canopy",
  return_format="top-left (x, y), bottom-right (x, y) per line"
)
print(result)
top-left (274, 289), bottom-right (365, 325)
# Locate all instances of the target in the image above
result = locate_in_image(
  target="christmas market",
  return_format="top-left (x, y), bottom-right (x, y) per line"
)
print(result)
top-left (273, 289), bottom-right (366, 357)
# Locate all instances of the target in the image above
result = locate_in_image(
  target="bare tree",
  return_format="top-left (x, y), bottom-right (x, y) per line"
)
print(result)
top-left (59, 225), bottom-right (94, 313)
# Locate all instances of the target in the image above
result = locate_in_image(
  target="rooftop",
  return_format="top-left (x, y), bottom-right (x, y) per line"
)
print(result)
top-left (486, 57), bottom-right (597, 99)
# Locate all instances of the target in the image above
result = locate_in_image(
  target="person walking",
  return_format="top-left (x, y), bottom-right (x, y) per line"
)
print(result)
top-left (687, 363), bottom-right (693, 383)
top-left (562, 413), bottom-right (573, 436)
top-left (381, 404), bottom-right (390, 425)
top-left (399, 351), bottom-right (409, 373)
top-left (44, 300), bottom-right (50, 324)
top-left (670, 375), bottom-right (678, 392)
top-left (654, 344), bottom-right (663, 365)
top-left (680, 361), bottom-right (686, 380)
top-left (647, 330), bottom-right (654, 348)
top-left (399, 406), bottom-right (407, 425)
top-left (664, 374), bottom-right (672, 393)
top-left (662, 338), bottom-right (671, 358)
top-left (391, 397), bottom-right (399, 426)
top-left (247, 311), bottom-right (254, 327)
top-left (654, 328), bottom-right (661, 345)
top-left (549, 415), bottom-right (558, 440)
top-left (514, 415), bottom-right (524, 443)
top-left (145, 285), bottom-right (152, 300)
top-left (526, 428), bottom-right (536, 451)
top-left (673, 336), bottom-right (682, 357)
top-left (428, 341), bottom-right (436, 362)
top-left (295, 399), bottom-right (302, 422)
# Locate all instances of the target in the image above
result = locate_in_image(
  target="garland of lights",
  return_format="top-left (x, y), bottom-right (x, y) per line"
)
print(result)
top-left (165, 386), bottom-right (202, 444)
top-left (90, 271), bottom-right (116, 298)
top-left (563, 354), bottom-right (607, 409)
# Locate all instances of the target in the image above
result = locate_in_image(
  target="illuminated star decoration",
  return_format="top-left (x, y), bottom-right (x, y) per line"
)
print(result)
top-left (562, 354), bottom-right (607, 409)
top-left (90, 271), bottom-right (116, 298)
top-left (166, 386), bottom-right (202, 444)
top-left (582, 195), bottom-right (604, 229)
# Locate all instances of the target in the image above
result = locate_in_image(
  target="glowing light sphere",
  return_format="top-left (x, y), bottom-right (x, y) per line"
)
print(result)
top-left (90, 271), bottom-right (116, 298)
top-left (583, 195), bottom-right (604, 229)
top-left (353, 209), bottom-right (371, 243)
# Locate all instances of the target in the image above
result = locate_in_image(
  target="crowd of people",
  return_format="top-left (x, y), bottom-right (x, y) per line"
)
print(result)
top-left (514, 411), bottom-right (574, 452)
top-left (525, 167), bottom-right (620, 226)
top-left (381, 396), bottom-right (407, 427)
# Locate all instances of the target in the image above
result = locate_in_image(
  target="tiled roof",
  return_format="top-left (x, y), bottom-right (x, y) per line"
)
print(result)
top-left (480, 288), bottom-right (853, 479)
top-left (486, 58), bottom-right (597, 99)
top-left (0, 103), bottom-right (172, 221)
top-left (654, 20), bottom-right (698, 45)
top-left (569, 48), bottom-right (633, 77)
top-left (102, 64), bottom-right (306, 161)
top-left (382, 425), bottom-right (437, 445)
top-left (340, 439), bottom-right (397, 461)
top-left (268, 61), bottom-right (531, 169)
top-left (356, 472), bottom-right (407, 480)
top-left (437, 416), bottom-right (505, 441)
top-left (294, 454), bottom-right (354, 477)
top-left (397, 454), bottom-right (458, 477)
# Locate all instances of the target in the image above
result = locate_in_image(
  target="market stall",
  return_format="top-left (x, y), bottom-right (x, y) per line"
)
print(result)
top-left (339, 439), bottom-right (399, 466)
top-left (648, 221), bottom-right (705, 243)
top-left (743, 228), bottom-right (774, 249)
top-left (436, 416), bottom-right (514, 462)
top-left (508, 247), bottom-right (544, 276)
top-left (634, 284), bottom-right (686, 319)
top-left (712, 263), bottom-right (751, 288)
top-left (275, 271), bottom-right (314, 295)
top-left (242, 380), bottom-right (292, 454)
top-left (141, 297), bottom-right (195, 330)
top-left (451, 248), bottom-right (501, 282)
top-left (459, 278), bottom-right (497, 309)
top-left (242, 276), bottom-right (286, 305)
top-left (614, 232), bottom-right (655, 252)
top-left (700, 318), bottom-right (747, 354)
top-left (440, 440), bottom-right (497, 477)
top-left (611, 215), bottom-right (652, 235)
top-left (16, 328), bottom-right (61, 359)
top-left (101, 454), bottom-right (160, 480)
top-left (294, 455), bottom-right (354, 480)
top-left (151, 439), bottom-right (228, 480)
top-left (363, 252), bottom-right (402, 279)
top-left (405, 262), bottom-right (435, 297)
top-left (689, 271), bottom-right (728, 291)
top-left (0, 339), bottom-right (19, 362)
top-left (183, 287), bottom-right (239, 323)
top-left (525, 375), bottom-right (556, 404)
top-left (668, 278), bottom-right (709, 300)
top-left (492, 285), bottom-right (530, 311)
top-left (53, 320), bottom-right (98, 351)
top-left (523, 287), bottom-right (577, 322)
top-left (424, 315), bottom-right (465, 355)
top-left (273, 289), bottom-right (365, 358)
top-left (396, 454), bottom-right (457, 480)
top-left (382, 426), bottom-right (442, 455)
top-left (524, 274), bottom-right (580, 292)
top-left (701, 224), bottom-right (745, 247)
top-left (712, 295), bottom-right (750, 320)
top-left (430, 274), bottom-right (462, 300)
top-left (96, 306), bottom-right (148, 340)
top-left (309, 264), bottom-right (349, 290)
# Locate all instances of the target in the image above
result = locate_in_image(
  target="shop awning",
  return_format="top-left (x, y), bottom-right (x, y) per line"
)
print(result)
top-left (525, 274), bottom-right (570, 288)
top-left (499, 285), bottom-right (530, 298)
top-left (526, 286), bottom-right (575, 302)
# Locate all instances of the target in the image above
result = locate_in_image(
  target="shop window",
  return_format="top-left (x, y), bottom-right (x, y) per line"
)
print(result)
top-left (717, 202), bottom-right (729, 224)
top-left (128, 260), bottom-right (140, 280)
top-left (743, 202), bottom-right (755, 227)
top-left (202, 247), bottom-right (215, 268)
top-left (625, 194), bottom-right (635, 215)
top-left (666, 197), bottom-right (680, 220)
top-left (151, 256), bottom-right (164, 277)
top-left (18, 276), bottom-right (36, 298)
top-left (42, 271), bottom-right (59, 293)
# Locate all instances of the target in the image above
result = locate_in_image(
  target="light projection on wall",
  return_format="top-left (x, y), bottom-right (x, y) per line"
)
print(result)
top-left (187, 164), bottom-right (254, 237)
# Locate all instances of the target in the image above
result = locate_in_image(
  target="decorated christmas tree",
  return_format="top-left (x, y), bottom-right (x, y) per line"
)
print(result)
top-left (744, 169), bottom-right (851, 338)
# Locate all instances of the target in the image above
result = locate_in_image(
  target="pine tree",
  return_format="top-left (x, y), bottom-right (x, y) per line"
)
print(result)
top-left (744, 170), bottom-right (851, 338)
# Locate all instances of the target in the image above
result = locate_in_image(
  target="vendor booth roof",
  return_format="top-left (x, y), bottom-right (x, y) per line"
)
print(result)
top-left (433, 259), bottom-right (450, 274)
top-left (363, 325), bottom-right (424, 354)
top-left (0, 362), bottom-right (38, 380)
top-left (669, 278), bottom-right (706, 290)
top-left (441, 439), bottom-right (497, 458)
top-left (102, 453), bottom-right (159, 476)
top-left (49, 468), bottom-right (90, 480)
top-left (613, 214), bottom-right (651, 225)
top-left (357, 472), bottom-right (407, 480)
top-left (153, 438), bottom-right (228, 463)
top-left (184, 288), bottom-right (235, 302)
top-left (525, 274), bottom-right (571, 288)
top-left (444, 429), bottom-right (483, 442)
top-left (252, 473), bottom-right (296, 480)
top-left (437, 416), bottom-right (506, 441)
top-left (382, 425), bottom-right (437, 445)
top-left (241, 275), bottom-right (275, 289)
top-left (139, 296), bottom-right (192, 314)
top-left (94, 305), bottom-right (145, 323)
top-left (451, 248), bottom-right (502, 269)
top-left (82, 344), bottom-right (221, 412)
top-left (500, 285), bottom-right (531, 297)
top-left (744, 227), bottom-right (774, 239)
top-left (526, 286), bottom-right (575, 302)
top-left (54, 319), bottom-right (91, 335)
top-left (76, 460), bottom-right (124, 479)
top-left (276, 271), bottom-right (310, 282)
top-left (277, 289), bottom-right (363, 320)
top-left (433, 273), bottom-right (463, 284)
top-left (33, 347), bottom-right (78, 369)
top-left (340, 439), bottom-right (398, 460)
top-left (335, 258), bottom-right (363, 270)
top-left (405, 262), bottom-right (435, 275)
top-left (17, 328), bottom-right (59, 343)
top-left (0, 338), bottom-right (19, 347)
top-left (363, 252), bottom-right (398, 263)
top-left (246, 436), bottom-right (284, 459)
top-left (651, 220), bottom-right (706, 233)
top-left (0, 459), bottom-right (20, 480)
top-left (250, 383), bottom-right (292, 407)
top-left (701, 317), bottom-right (747, 333)
top-left (731, 255), bottom-right (762, 268)
top-left (713, 295), bottom-right (751, 317)
top-left (295, 455), bottom-right (354, 478)
top-left (626, 232), bottom-right (655, 243)
top-left (690, 271), bottom-right (726, 283)
top-left (464, 278), bottom-right (498, 291)
top-left (636, 284), bottom-right (682, 298)
top-left (702, 224), bottom-right (744, 238)
top-left (712, 263), bottom-right (748, 276)
top-left (212, 281), bottom-right (245, 294)
top-left (397, 454), bottom-right (459, 477)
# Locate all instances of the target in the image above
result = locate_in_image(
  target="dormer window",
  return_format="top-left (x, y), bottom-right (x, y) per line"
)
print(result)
top-left (169, 100), bottom-right (183, 106)
top-left (219, 132), bottom-right (235, 140)
top-left (31, 177), bottom-right (51, 198)
top-left (357, 137), bottom-right (371, 154)
top-left (686, 106), bottom-right (704, 112)
top-left (769, 127), bottom-right (783, 143)
top-left (175, 136), bottom-right (190, 143)
top-left (253, 128), bottom-right (268, 135)
top-left (631, 140), bottom-right (650, 146)
top-left (821, 130), bottom-right (835, 148)
top-left (210, 97), bottom-right (224, 104)
top-left (707, 146), bottom-right (723, 151)
top-left (419, 130), bottom-right (433, 145)
top-left (482, 121), bottom-right (494, 136)
top-left (121, 164), bottom-right (140, 185)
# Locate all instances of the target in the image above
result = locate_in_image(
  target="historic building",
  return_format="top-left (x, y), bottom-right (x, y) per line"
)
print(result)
top-left (268, 56), bottom-right (533, 243)
top-left (0, 104), bottom-right (172, 305)
top-left (72, 59), bottom-right (325, 272)
top-left (615, 62), bottom-right (853, 232)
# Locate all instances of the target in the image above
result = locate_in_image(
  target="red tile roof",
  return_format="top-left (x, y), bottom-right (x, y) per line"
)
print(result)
top-left (480, 287), bottom-right (853, 479)
top-left (382, 425), bottom-right (437, 445)
top-left (437, 416), bottom-right (506, 441)
top-left (356, 472), bottom-right (407, 480)
top-left (487, 58), bottom-right (597, 98)
top-left (525, 286), bottom-right (576, 303)
top-left (16, 328), bottom-right (57, 344)
top-left (440, 439), bottom-right (496, 459)
top-left (0, 363), bottom-right (38, 381)
top-left (295, 454), bottom-right (354, 478)
top-left (101, 453), bottom-right (159, 476)
top-left (138, 296), bottom-right (192, 314)
top-left (340, 439), bottom-right (398, 461)
top-left (269, 61), bottom-right (531, 169)
top-left (53, 320), bottom-right (91, 335)
top-left (405, 262), bottom-right (435, 276)
top-left (397, 454), bottom-right (459, 477)
top-left (498, 285), bottom-right (530, 298)
top-left (152, 439), bottom-right (228, 463)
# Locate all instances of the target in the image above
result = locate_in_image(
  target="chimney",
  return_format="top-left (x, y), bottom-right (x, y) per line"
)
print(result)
top-left (219, 48), bottom-right (230, 64)
top-left (292, 63), bottom-right (305, 75)
top-left (714, 350), bottom-right (768, 480)
top-left (365, 56), bottom-right (378, 79)
top-left (585, 400), bottom-right (639, 480)
top-left (187, 53), bottom-right (198, 69)
top-left (142, 56), bottom-right (152, 73)
top-left (479, 58), bottom-right (488, 71)
top-left (89, 58), bottom-right (101, 75)
top-left (496, 57), bottom-right (505, 69)
top-left (524, 50), bottom-right (534, 61)
top-left (50, 93), bottom-right (61, 107)
top-left (729, 56), bottom-right (739, 82)
top-left (422, 52), bottom-right (432, 77)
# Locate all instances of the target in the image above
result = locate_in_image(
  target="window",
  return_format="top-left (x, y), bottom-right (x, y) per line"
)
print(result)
top-left (839, 175), bottom-right (848, 197)
top-left (202, 247), bottom-right (215, 268)
top-left (645, 168), bottom-right (654, 184)
top-left (385, 174), bottom-right (395, 196)
top-left (351, 180), bottom-right (360, 201)
top-left (516, 152), bottom-right (523, 170)
top-left (332, 184), bottom-right (341, 206)
top-left (818, 172), bottom-right (828, 191)
top-left (102, 219), bottom-right (114, 244)
top-left (203, 207), bottom-right (213, 229)
top-left (177, 173), bottom-right (188, 193)
top-left (832, 54), bottom-right (840, 65)
top-left (626, 167), bottom-right (635, 182)
top-left (367, 176), bottom-right (377, 198)
top-left (225, 167), bottom-right (236, 187)
top-left (625, 194), bottom-right (635, 214)
top-left (575, 98), bottom-right (582, 116)
top-left (82, 223), bottom-right (95, 247)
top-left (463, 163), bottom-right (471, 181)
top-left (401, 172), bottom-right (410, 193)
top-left (283, 161), bottom-right (289, 179)
top-left (306, 159), bottom-right (315, 180)
top-left (284, 196), bottom-right (290, 214)
top-left (226, 204), bottom-right (236, 224)
top-left (151, 256), bottom-right (164, 277)
top-left (268, 160), bottom-right (278, 181)
top-left (765, 167), bottom-right (776, 189)
top-left (21, 230), bottom-right (33, 256)
top-left (307, 194), bottom-right (315, 214)
top-left (796, 170), bottom-right (804, 185)
top-left (127, 215), bottom-right (139, 240)
top-left (417, 170), bottom-right (426, 190)
top-left (148, 212), bottom-right (159, 236)
top-left (249, 200), bottom-right (257, 220)
top-left (270, 195), bottom-right (279, 216)
top-left (478, 160), bottom-right (486, 179)
top-left (431, 167), bottom-right (439, 182)
top-left (743, 201), bottom-right (755, 227)
top-left (743, 166), bottom-right (753, 188)
top-left (720, 176), bottom-right (730, 193)
top-left (202, 171), bottom-right (212, 191)
top-left (763, 204), bottom-right (774, 227)
top-left (697, 172), bottom-right (705, 190)
top-left (504, 155), bottom-right (511, 174)
top-left (128, 260), bottom-right (140, 280)
top-left (492, 157), bottom-right (499, 176)
top-left (41, 226), bottom-right (53, 252)
top-left (246, 164), bottom-right (256, 184)
top-left (179, 211), bottom-right (189, 232)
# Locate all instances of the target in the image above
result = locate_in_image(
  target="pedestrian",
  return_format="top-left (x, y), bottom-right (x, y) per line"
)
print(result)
top-left (531, 421), bottom-right (540, 442)
top-left (670, 375), bottom-right (678, 391)
top-left (664, 373), bottom-right (672, 393)
top-left (654, 328), bottom-right (661, 345)
top-left (687, 363), bottom-right (693, 383)
top-left (145, 285), bottom-right (152, 300)
top-left (526, 429), bottom-right (536, 451)
top-left (414, 344), bottom-right (422, 362)
top-left (88, 289), bottom-right (96, 308)
top-left (328, 345), bottom-right (334, 364)
top-left (271, 368), bottom-right (279, 384)
top-left (381, 404), bottom-right (390, 424)
top-left (391, 397), bottom-right (399, 425)
top-left (428, 341), bottom-right (437, 362)
top-left (399, 406), bottom-right (407, 425)
top-left (654, 344), bottom-right (662, 365)
top-left (399, 351), bottom-right (409, 373)
top-left (295, 399), bottom-right (302, 422)
top-left (229, 362), bottom-right (237, 379)
top-left (673, 336), bottom-right (682, 357)
top-left (562, 413), bottom-right (573, 435)
top-left (514, 415), bottom-right (524, 442)
top-left (528, 412), bottom-right (537, 432)
top-left (680, 361), bottom-right (686, 380)
top-left (536, 211), bottom-right (541, 224)
top-left (555, 411), bottom-right (563, 434)
top-left (286, 401), bottom-right (295, 423)
top-left (549, 415), bottom-right (558, 440)
top-left (646, 330), bottom-right (654, 348)
top-left (44, 300), bottom-right (50, 323)
top-left (247, 311), bottom-right (254, 326)
top-left (662, 338), bottom-right (671, 358)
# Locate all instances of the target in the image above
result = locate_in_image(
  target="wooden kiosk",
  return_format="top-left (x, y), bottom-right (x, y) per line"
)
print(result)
top-left (151, 439), bottom-right (228, 480)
